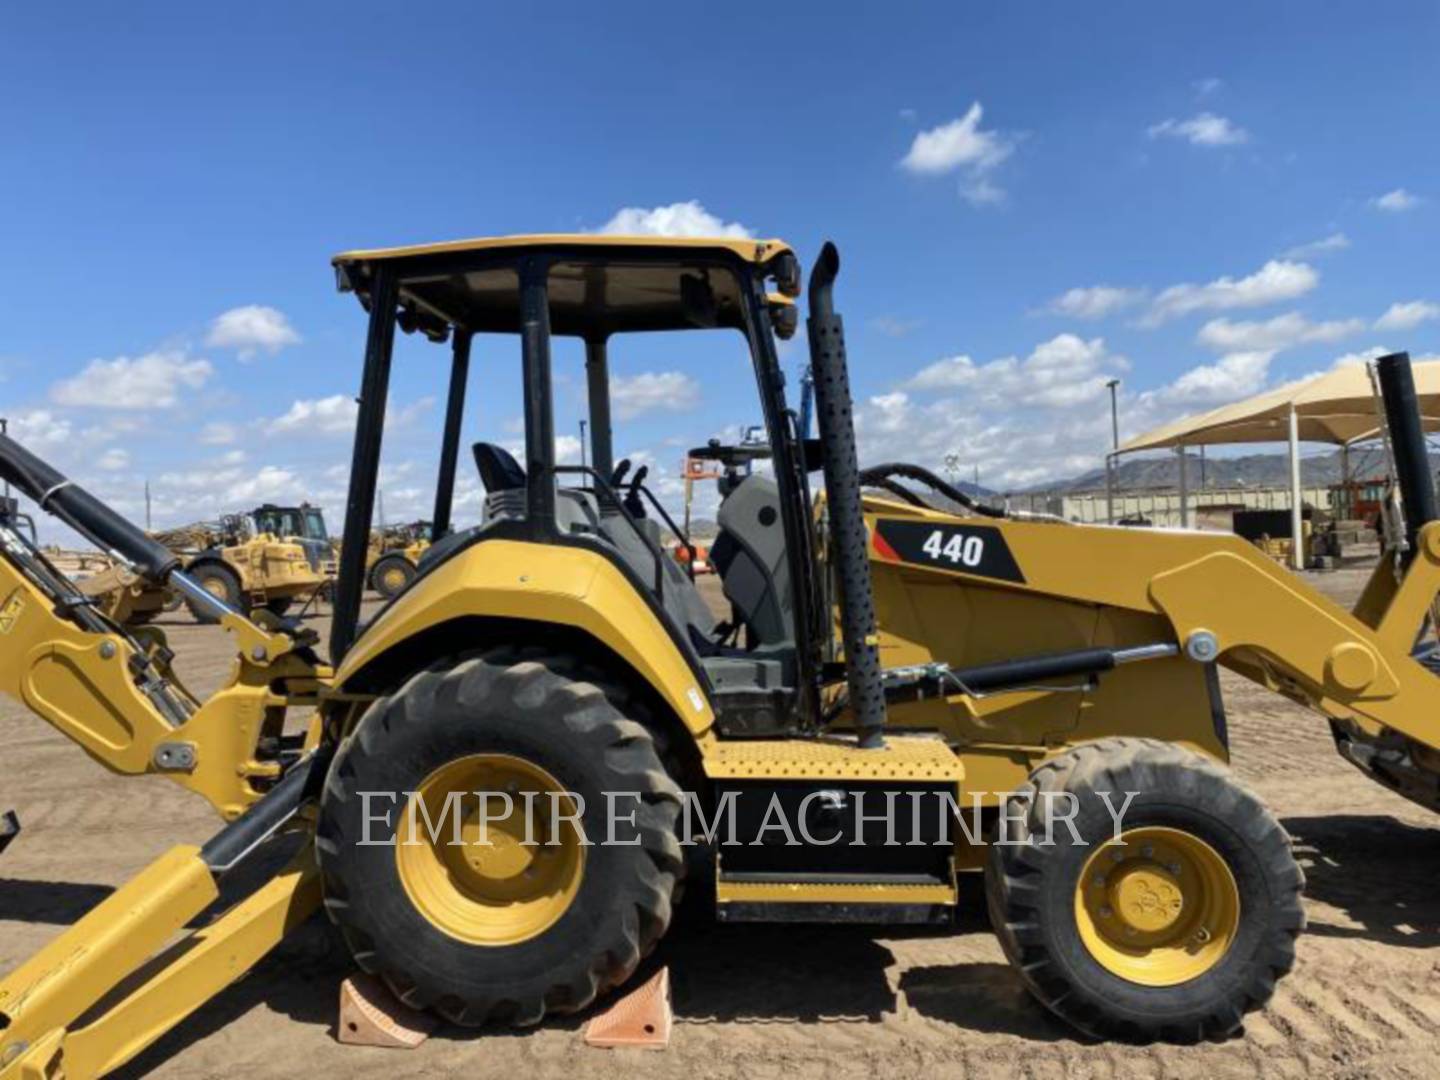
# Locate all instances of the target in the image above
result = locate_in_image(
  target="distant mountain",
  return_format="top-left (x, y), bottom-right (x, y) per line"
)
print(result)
top-left (1031, 446), bottom-right (1415, 495)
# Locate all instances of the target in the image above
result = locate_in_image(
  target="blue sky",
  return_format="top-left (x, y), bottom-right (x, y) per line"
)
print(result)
top-left (2, 2), bottom-right (1437, 538)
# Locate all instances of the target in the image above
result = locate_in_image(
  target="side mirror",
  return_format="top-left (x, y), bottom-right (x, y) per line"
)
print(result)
top-left (770, 251), bottom-right (801, 298)
top-left (767, 294), bottom-right (798, 340)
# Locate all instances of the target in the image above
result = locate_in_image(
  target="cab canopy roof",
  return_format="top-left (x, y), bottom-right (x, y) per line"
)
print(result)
top-left (332, 233), bottom-right (796, 339)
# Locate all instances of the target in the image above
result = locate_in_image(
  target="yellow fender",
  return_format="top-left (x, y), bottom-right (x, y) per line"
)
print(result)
top-left (332, 539), bottom-right (716, 734)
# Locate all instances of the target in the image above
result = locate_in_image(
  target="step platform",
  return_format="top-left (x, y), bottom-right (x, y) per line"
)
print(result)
top-left (704, 734), bottom-right (964, 924)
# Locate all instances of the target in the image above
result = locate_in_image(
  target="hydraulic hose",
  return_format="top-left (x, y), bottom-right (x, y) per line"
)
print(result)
top-left (807, 242), bottom-right (888, 749)
top-left (0, 431), bottom-right (179, 580)
top-left (859, 462), bottom-right (1006, 518)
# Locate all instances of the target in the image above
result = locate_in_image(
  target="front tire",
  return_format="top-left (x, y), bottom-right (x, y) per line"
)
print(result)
top-left (986, 737), bottom-right (1304, 1042)
top-left (316, 648), bottom-right (685, 1027)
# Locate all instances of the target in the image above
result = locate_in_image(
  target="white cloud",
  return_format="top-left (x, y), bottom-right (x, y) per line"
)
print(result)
top-left (1281, 233), bottom-right (1349, 259)
top-left (1147, 112), bottom-right (1248, 147)
top-left (224, 465), bottom-right (305, 504)
top-left (1193, 77), bottom-right (1224, 98)
top-left (50, 349), bottom-right (213, 409)
top-left (553, 435), bottom-right (583, 464)
top-left (8, 409), bottom-right (72, 451)
top-left (97, 447), bottom-right (129, 471)
top-left (1195, 312), bottom-right (1365, 353)
top-left (1142, 260), bottom-right (1318, 325)
top-left (599, 200), bottom-right (752, 238)
top-left (268, 394), bottom-right (358, 436)
top-left (264, 394), bottom-right (430, 437)
top-left (610, 371), bottom-right (702, 421)
top-left (1330, 346), bottom-right (1391, 370)
top-left (206, 305), bottom-right (301, 360)
top-left (899, 102), bottom-right (1018, 205)
top-left (1046, 285), bottom-right (1147, 320)
top-left (199, 421), bottom-right (240, 445)
top-left (906, 333), bottom-right (1125, 408)
top-left (1374, 300), bottom-right (1440, 332)
top-left (1371, 188), bottom-right (1422, 212)
top-left (1159, 350), bottom-right (1274, 405)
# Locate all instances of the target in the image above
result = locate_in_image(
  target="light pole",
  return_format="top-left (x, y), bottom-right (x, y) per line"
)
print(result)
top-left (579, 419), bottom-right (588, 471)
top-left (1105, 379), bottom-right (1121, 523)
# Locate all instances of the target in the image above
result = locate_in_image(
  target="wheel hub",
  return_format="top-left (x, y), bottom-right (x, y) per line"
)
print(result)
top-left (396, 754), bottom-right (585, 946)
top-left (1075, 826), bottom-right (1239, 987)
top-left (1107, 862), bottom-right (1184, 934)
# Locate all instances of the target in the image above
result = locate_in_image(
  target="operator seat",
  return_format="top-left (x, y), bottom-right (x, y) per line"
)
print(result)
top-left (710, 475), bottom-right (791, 648)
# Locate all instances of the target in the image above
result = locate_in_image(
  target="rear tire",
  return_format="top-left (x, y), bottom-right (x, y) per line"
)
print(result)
top-left (184, 563), bottom-right (241, 625)
top-left (985, 737), bottom-right (1304, 1042)
top-left (316, 648), bottom-right (685, 1027)
top-left (371, 555), bottom-right (416, 599)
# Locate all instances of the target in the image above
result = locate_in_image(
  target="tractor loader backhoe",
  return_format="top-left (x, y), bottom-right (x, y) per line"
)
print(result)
top-left (2, 235), bottom-right (1440, 1077)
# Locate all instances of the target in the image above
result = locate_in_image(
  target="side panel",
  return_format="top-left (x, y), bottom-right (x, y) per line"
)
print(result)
top-left (864, 499), bottom-right (1245, 796)
top-left (332, 540), bottom-right (716, 734)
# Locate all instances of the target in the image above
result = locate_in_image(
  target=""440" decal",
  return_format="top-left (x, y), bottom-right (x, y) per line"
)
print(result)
top-left (873, 519), bottom-right (1026, 584)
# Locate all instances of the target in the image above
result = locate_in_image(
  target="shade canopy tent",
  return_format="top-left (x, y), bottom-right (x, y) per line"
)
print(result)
top-left (1114, 360), bottom-right (1440, 568)
top-left (1120, 362), bottom-right (1440, 453)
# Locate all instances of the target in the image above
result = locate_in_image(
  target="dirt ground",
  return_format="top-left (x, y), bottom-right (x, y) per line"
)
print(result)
top-left (6, 571), bottom-right (1440, 1079)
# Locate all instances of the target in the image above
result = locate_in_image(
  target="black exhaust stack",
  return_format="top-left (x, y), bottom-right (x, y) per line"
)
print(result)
top-left (0, 431), bottom-right (179, 581)
top-left (807, 242), bottom-right (888, 749)
top-left (1375, 351), bottom-right (1437, 564)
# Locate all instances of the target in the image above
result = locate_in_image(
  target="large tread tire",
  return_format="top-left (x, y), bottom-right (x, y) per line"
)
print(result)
top-left (985, 737), bottom-right (1305, 1043)
top-left (316, 647), bottom-right (685, 1027)
top-left (370, 555), bottom-right (416, 599)
top-left (183, 563), bottom-right (241, 625)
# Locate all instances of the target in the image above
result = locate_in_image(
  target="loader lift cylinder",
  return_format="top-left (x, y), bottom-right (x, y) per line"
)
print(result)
top-left (807, 242), bottom-right (888, 748)
top-left (1376, 351), bottom-right (1437, 564)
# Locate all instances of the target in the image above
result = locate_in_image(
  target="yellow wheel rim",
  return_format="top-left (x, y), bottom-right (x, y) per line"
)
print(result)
top-left (202, 577), bottom-right (229, 601)
top-left (380, 565), bottom-right (408, 593)
top-left (396, 754), bottom-right (585, 946)
top-left (1075, 826), bottom-right (1239, 987)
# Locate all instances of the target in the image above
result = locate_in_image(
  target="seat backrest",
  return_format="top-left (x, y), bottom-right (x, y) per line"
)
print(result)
top-left (473, 442), bottom-right (526, 493)
top-left (713, 475), bottom-right (792, 648)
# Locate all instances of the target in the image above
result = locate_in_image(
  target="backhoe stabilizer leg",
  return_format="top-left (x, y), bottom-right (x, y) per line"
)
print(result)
top-left (0, 753), bottom-right (327, 1079)
top-left (0, 844), bottom-right (322, 1080)
top-left (0, 846), bottom-right (218, 1075)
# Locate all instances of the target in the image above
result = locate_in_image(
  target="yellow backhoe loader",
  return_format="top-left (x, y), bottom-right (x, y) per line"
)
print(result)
top-left (3, 235), bottom-right (1440, 1078)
